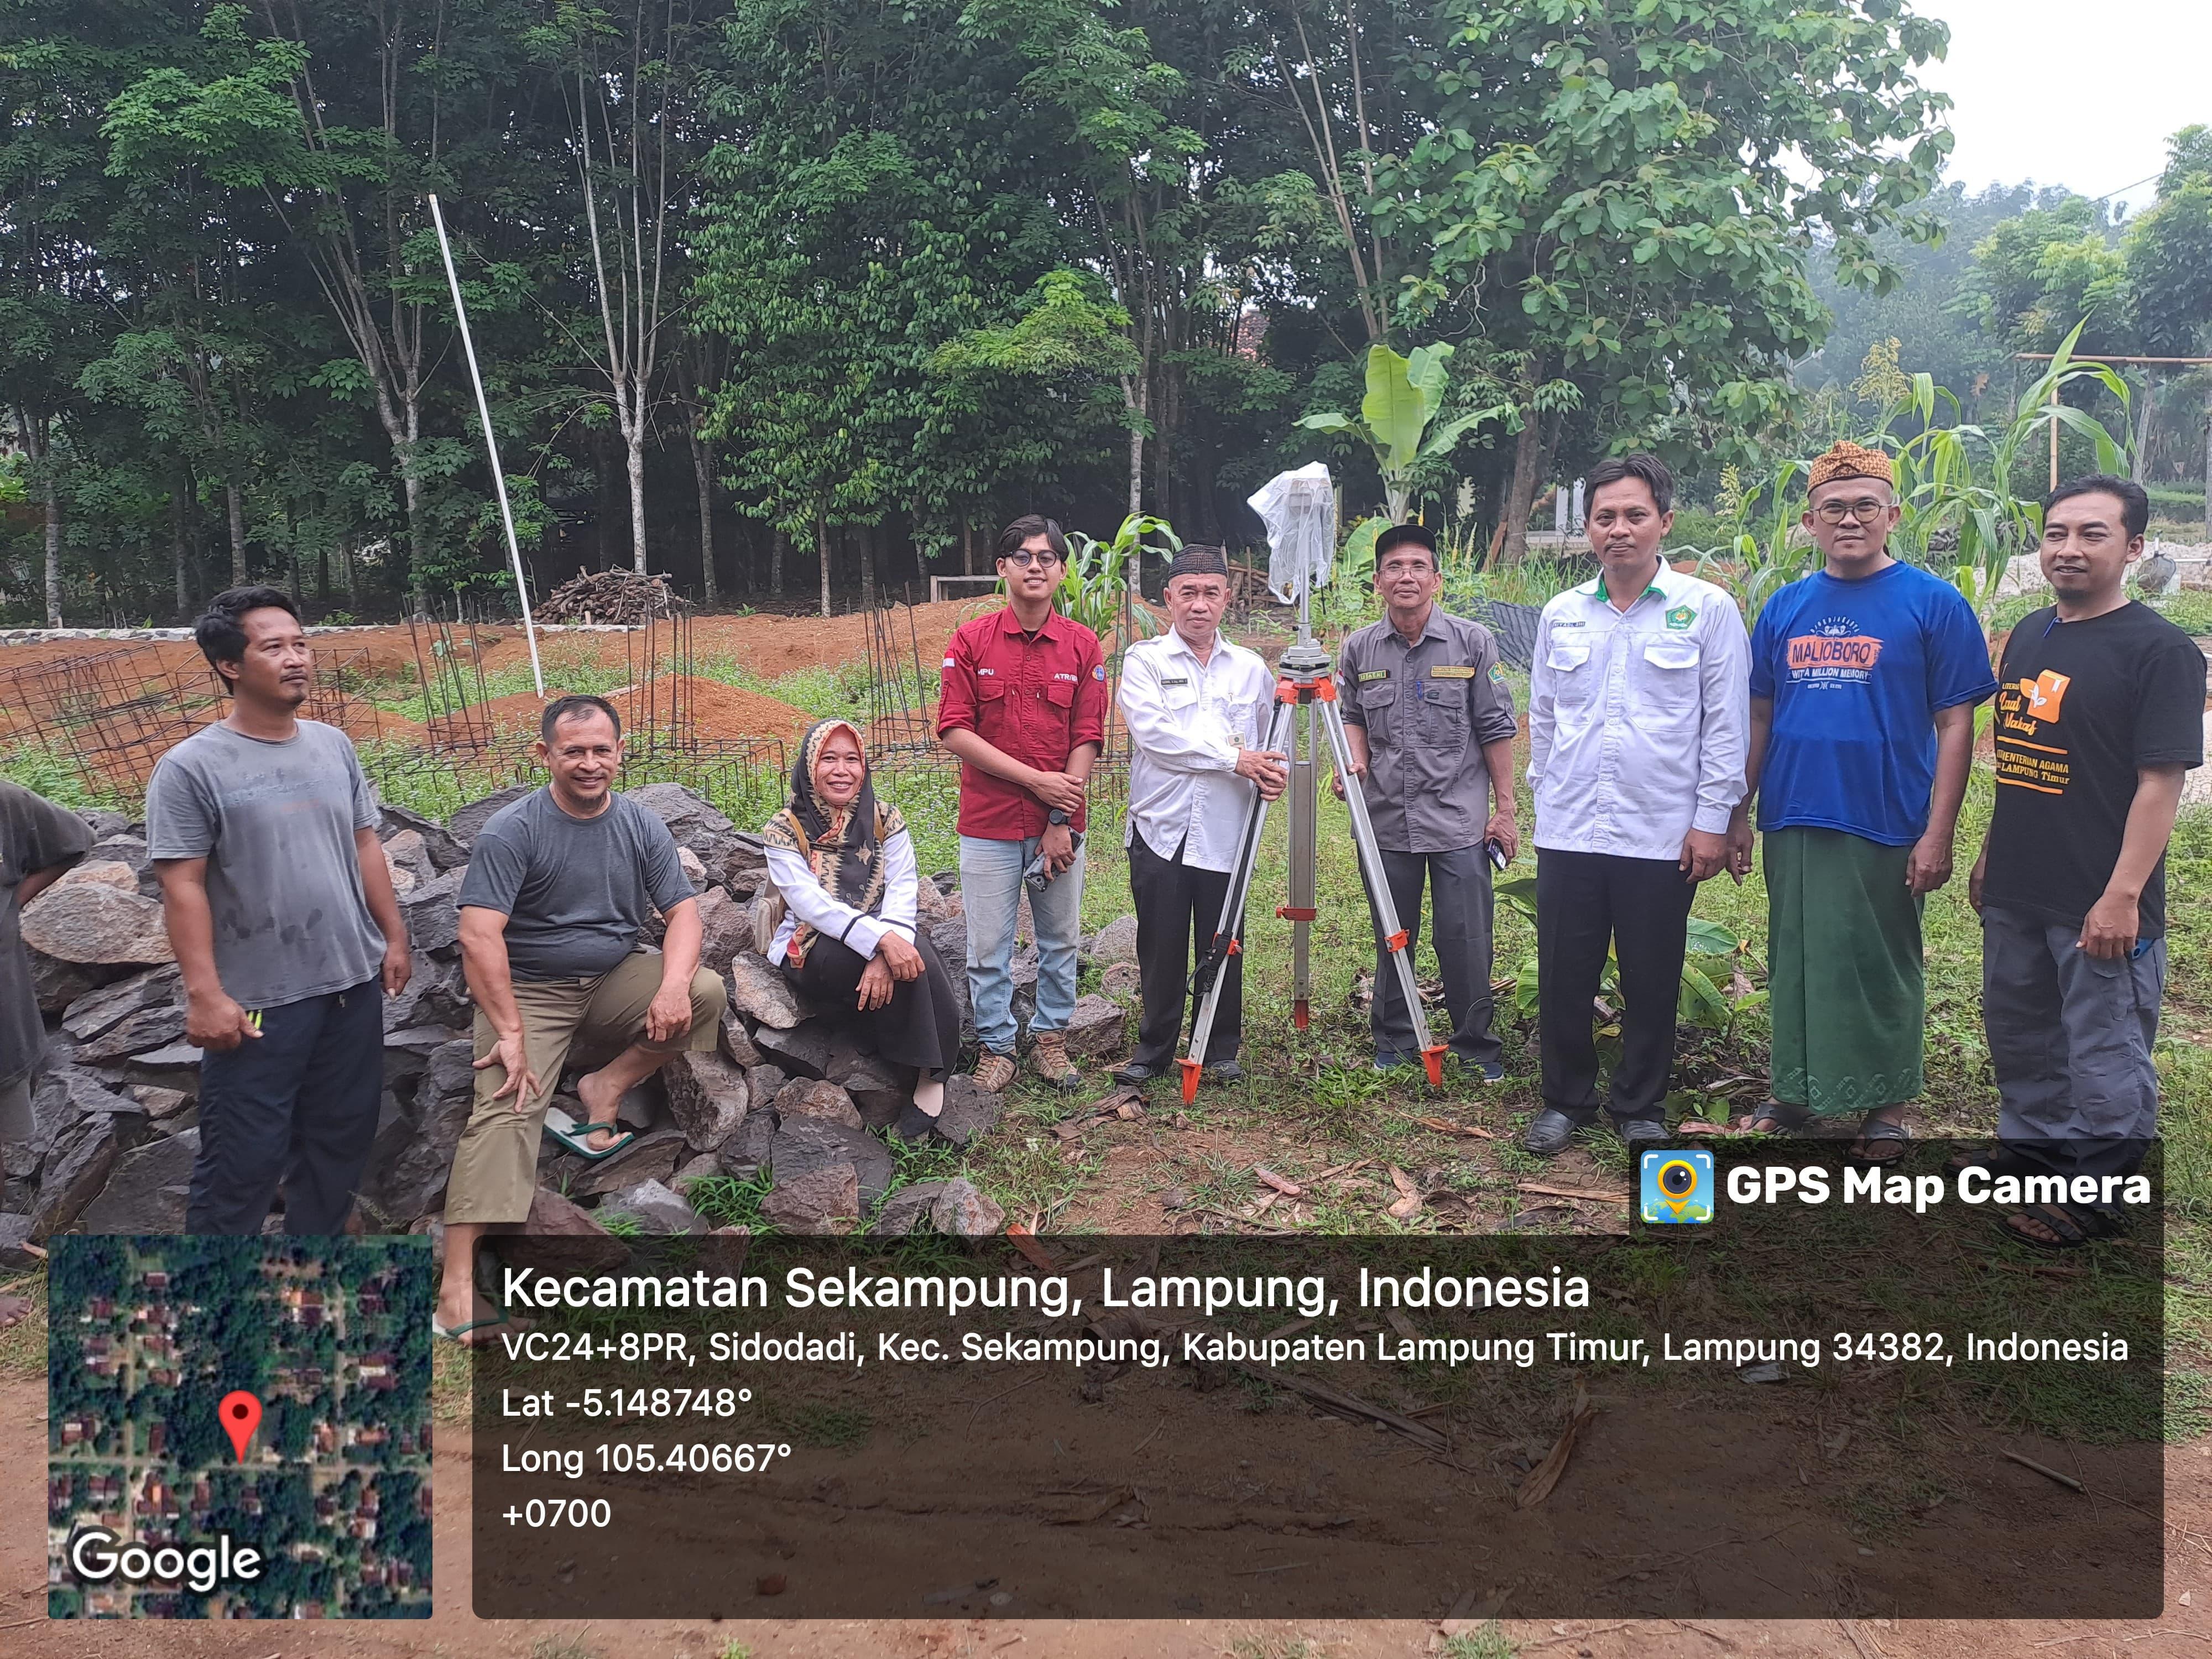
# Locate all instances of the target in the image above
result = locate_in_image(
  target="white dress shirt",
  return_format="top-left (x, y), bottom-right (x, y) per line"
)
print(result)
top-left (1118, 627), bottom-right (1276, 873)
top-left (1528, 563), bottom-right (1750, 860)
top-left (764, 826), bottom-right (920, 964)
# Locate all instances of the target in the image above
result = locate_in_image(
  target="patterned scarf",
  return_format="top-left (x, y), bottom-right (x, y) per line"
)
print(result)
top-left (761, 719), bottom-right (906, 967)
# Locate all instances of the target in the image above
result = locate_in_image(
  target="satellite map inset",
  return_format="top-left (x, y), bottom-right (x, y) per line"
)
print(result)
top-left (46, 1235), bottom-right (432, 1619)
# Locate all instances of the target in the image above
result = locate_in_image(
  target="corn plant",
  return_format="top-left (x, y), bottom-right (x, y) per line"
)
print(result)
top-left (1680, 322), bottom-right (2131, 625)
top-left (1059, 512), bottom-right (1178, 649)
top-left (1886, 322), bottom-right (2130, 619)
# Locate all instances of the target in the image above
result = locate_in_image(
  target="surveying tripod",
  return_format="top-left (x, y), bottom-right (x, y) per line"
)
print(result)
top-left (1177, 633), bottom-right (1444, 1104)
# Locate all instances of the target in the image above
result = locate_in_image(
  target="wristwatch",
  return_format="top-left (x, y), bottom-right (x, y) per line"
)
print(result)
top-left (1047, 808), bottom-right (1071, 827)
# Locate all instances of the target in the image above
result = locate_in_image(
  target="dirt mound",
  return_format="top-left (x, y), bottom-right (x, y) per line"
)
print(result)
top-left (457, 674), bottom-right (813, 749)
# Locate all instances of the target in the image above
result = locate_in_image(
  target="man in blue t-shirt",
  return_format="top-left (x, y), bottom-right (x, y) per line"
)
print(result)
top-left (1725, 440), bottom-right (1997, 1159)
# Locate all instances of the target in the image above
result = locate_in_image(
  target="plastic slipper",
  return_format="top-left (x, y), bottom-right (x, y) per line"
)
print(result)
top-left (1847, 1113), bottom-right (1909, 1164)
top-left (432, 1315), bottom-right (505, 1344)
top-left (1736, 1098), bottom-right (1812, 1135)
top-left (2005, 1201), bottom-right (2128, 1252)
top-left (544, 1105), bottom-right (636, 1161)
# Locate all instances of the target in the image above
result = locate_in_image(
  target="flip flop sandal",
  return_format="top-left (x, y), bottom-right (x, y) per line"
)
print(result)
top-left (544, 1105), bottom-right (637, 1161)
top-left (1848, 1114), bottom-right (1910, 1164)
top-left (1738, 1099), bottom-right (1812, 1134)
top-left (2005, 1201), bottom-right (2129, 1252)
top-left (432, 1314), bottom-right (506, 1345)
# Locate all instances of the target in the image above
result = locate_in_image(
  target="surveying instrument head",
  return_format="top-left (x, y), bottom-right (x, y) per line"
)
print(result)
top-left (1174, 468), bottom-right (1447, 1103)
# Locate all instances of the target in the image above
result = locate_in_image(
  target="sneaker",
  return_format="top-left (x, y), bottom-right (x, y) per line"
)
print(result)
top-left (971, 1051), bottom-right (1017, 1094)
top-left (1028, 1032), bottom-right (1082, 1092)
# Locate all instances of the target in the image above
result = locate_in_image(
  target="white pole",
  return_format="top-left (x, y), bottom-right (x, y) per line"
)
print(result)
top-left (427, 192), bottom-right (544, 698)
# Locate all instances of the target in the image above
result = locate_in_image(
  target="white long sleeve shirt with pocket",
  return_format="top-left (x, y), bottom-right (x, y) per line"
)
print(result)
top-left (764, 826), bottom-right (920, 965)
top-left (1117, 628), bottom-right (1276, 873)
top-left (1527, 564), bottom-right (1750, 860)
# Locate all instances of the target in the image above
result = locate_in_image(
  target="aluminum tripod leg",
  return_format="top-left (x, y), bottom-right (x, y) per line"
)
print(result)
top-left (1316, 696), bottom-right (1446, 1087)
top-left (1178, 695), bottom-right (1296, 1101)
top-left (1285, 700), bottom-right (1317, 1029)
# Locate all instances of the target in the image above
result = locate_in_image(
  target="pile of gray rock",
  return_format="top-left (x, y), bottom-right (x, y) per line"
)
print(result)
top-left (1, 782), bottom-right (1133, 1257)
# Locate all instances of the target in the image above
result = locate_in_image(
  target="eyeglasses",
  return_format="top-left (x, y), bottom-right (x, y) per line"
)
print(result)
top-left (1000, 549), bottom-right (1063, 568)
top-left (1813, 498), bottom-right (1890, 524)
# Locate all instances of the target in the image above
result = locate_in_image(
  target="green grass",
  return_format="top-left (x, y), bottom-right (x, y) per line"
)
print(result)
top-left (1442, 1625), bottom-right (1519, 1659)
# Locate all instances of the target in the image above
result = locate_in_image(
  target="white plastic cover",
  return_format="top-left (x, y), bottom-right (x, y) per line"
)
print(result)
top-left (1248, 463), bottom-right (1335, 604)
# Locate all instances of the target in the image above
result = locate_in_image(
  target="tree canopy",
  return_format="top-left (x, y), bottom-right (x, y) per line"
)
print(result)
top-left (22, 0), bottom-right (2158, 628)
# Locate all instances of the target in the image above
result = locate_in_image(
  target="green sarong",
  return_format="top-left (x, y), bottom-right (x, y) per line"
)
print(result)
top-left (1765, 826), bottom-right (1924, 1117)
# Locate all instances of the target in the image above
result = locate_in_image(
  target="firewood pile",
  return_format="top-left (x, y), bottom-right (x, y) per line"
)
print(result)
top-left (539, 567), bottom-right (681, 625)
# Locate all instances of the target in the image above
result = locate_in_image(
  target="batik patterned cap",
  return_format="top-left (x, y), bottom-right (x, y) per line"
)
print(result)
top-left (1808, 439), bottom-right (1895, 491)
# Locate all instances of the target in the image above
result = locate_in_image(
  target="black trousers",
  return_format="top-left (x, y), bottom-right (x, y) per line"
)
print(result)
top-left (187, 978), bottom-right (384, 1235)
top-left (1536, 849), bottom-right (1697, 1124)
top-left (787, 932), bottom-right (959, 1074)
top-left (1127, 828), bottom-right (1240, 1068)
top-left (1373, 844), bottom-right (1499, 1066)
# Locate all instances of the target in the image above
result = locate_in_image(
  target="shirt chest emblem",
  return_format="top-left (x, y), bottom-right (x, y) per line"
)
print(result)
top-left (1665, 604), bottom-right (1696, 631)
top-left (1428, 665), bottom-right (1475, 680)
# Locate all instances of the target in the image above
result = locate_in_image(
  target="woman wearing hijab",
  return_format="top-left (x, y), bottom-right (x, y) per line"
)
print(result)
top-left (762, 719), bottom-right (961, 1135)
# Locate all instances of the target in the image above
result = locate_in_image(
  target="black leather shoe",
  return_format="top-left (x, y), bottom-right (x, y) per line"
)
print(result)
top-left (1111, 1060), bottom-right (1164, 1087)
top-left (1615, 1117), bottom-right (1670, 1152)
top-left (1521, 1107), bottom-right (1585, 1156)
top-left (1203, 1058), bottom-right (1244, 1084)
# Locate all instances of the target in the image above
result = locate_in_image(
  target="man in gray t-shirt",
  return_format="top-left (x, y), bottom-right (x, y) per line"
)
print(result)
top-left (147, 586), bottom-right (410, 1236)
top-left (436, 694), bottom-right (726, 1344)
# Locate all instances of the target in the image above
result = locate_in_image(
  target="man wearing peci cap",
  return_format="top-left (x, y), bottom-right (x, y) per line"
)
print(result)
top-left (1334, 522), bottom-right (1520, 1076)
top-left (1112, 546), bottom-right (1285, 1088)
top-left (1727, 440), bottom-right (1997, 1159)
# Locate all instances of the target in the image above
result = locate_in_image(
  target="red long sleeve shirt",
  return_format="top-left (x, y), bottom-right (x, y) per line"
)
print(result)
top-left (937, 605), bottom-right (1107, 839)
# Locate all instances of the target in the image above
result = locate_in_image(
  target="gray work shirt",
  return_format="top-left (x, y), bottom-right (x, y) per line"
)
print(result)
top-left (1337, 606), bottom-right (1519, 853)
top-left (1, 781), bottom-right (93, 1087)
top-left (458, 787), bottom-right (693, 982)
top-left (145, 720), bottom-right (385, 1010)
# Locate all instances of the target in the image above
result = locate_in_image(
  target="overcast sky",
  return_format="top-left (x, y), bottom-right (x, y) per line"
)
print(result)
top-left (1918, 0), bottom-right (2211, 215)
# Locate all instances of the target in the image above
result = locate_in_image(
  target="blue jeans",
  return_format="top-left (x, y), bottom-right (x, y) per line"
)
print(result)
top-left (961, 832), bottom-right (1086, 1055)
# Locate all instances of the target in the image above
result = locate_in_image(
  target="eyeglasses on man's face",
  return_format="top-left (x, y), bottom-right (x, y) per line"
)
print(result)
top-left (1000, 547), bottom-right (1063, 568)
top-left (1812, 497), bottom-right (1891, 524)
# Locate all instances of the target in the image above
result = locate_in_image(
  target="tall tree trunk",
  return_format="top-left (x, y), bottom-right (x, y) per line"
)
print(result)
top-left (225, 483), bottom-right (248, 585)
top-left (342, 533), bottom-right (359, 611)
top-left (688, 429), bottom-right (718, 603)
top-left (627, 426), bottom-right (649, 575)
top-left (43, 468), bottom-right (62, 630)
top-left (1499, 414), bottom-right (1544, 566)
top-left (961, 518), bottom-right (974, 576)
top-left (858, 521), bottom-right (877, 609)
top-left (816, 511), bottom-right (832, 618)
top-left (400, 441), bottom-right (427, 615)
top-left (772, 526), bottom-right (787, 596)
top-left (170, 479), bottom-right (189, 619)
top-left (2202, 392), bottom-right (2210, 545)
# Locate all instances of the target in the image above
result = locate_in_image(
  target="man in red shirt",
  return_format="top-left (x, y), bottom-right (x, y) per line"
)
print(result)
top-left (938, 515), bottom-right (1107, 1092)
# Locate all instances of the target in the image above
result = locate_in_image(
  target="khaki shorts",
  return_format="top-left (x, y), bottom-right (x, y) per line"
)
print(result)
top-left (442, 951), bottom-right (726, 1226)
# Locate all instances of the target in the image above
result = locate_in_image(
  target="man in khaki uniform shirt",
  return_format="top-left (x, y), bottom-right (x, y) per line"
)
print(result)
top-left (1336, 524), bottom-right (1520, 1075)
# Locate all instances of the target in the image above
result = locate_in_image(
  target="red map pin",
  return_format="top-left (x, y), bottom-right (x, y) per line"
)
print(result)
top-left (218, 1391), bottom-right (262, 1463)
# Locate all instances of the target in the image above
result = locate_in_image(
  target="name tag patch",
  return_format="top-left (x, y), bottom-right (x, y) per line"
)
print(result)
top-left (1429, 665), bottom-right (1475, 680)
top-left (1356, 669), bottom-right (1390, 683)
top-left (1053, 671), bottom-right (1079, 682)
top-left (1159, 676), bottom-right (1190, 688)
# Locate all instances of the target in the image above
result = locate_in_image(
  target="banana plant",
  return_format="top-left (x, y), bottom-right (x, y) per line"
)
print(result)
top-left (1297, 341), bottom-right (1513, 529)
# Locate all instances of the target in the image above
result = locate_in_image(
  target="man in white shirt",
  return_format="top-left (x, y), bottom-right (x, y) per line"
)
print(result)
top-left (1112, 547), bottom-right (1285, 1087)
top-left (1522, 454), bottom-right (1749, 1156)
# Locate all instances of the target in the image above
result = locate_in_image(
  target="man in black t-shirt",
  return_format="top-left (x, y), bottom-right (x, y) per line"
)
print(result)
top-left (1970, 475), bottom-right (2205, 1248)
